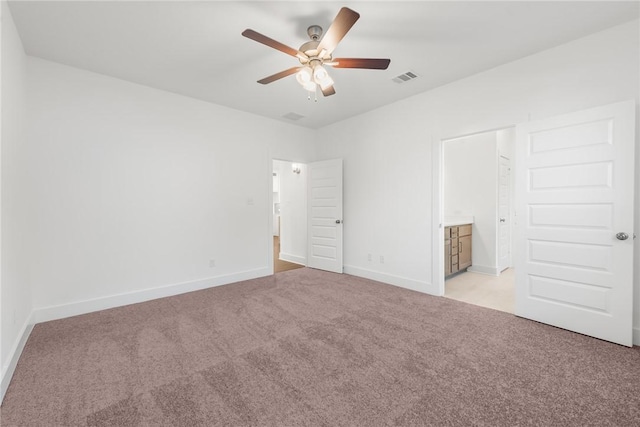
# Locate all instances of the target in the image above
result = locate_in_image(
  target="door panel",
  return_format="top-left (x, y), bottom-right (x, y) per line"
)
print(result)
top-left (515, 100), bottom-right (635, 346)
top-left (307, 159), bottom-right (343, 273)
top-left (498, 157), bottom-right (511, 271)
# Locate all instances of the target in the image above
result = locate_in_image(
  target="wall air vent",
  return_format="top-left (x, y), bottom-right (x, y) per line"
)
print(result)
top-left (392, 71), bottom-right (418, 84)
top-left (283, 112), bottom-right (305, 121)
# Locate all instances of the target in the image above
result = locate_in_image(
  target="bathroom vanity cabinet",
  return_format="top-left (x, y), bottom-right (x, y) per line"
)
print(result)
top-left (445, 224), bottom-right (472, 277)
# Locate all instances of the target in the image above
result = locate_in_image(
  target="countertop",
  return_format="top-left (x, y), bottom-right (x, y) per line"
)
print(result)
top-left (444, 216), bottom-right (474, 227)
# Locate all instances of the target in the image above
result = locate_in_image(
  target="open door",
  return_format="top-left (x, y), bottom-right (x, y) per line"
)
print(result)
top-left (307, 159), bottom-right (343, 273)
top-left (515, 100), bottom-right (635, 346)
top-left (498, 156), bottom-right (511, 272)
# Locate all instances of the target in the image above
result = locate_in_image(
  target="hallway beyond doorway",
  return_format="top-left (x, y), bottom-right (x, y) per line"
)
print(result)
top-left (274, 236), bottom-right (304, 273)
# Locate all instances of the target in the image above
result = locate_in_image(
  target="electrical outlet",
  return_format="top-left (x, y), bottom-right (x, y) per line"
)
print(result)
top-left (209, 259), bottom-right (216, 268)
top-left (367, 253), bottom-right (372, 262)
top-left (379, 255), bottom-right (385, 264)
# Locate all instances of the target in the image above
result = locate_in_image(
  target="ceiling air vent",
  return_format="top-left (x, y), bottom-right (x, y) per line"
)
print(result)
top-left (283, 112), bottom-right (305, 121)
top-left (392, 71), bottom-right (418, 84)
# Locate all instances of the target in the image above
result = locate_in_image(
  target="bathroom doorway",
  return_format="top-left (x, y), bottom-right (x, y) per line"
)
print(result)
top-left (441, 128), bottom-right (516, 313)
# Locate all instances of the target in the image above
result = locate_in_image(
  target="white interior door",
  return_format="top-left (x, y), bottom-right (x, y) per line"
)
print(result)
top-left (515, 100), bottom-right (635, 347)
top-left (307, 159), bottom-right (343, 273)
top-left (498, 156), bottom-right (511, 271)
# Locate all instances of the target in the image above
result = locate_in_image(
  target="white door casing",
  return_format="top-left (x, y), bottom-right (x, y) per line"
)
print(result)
top-left (307, 159), bottom-right (343, 273)
top-left (498, 156), bottom-right (511, 271)
top-left (515, 100), bottom-right (635, 346)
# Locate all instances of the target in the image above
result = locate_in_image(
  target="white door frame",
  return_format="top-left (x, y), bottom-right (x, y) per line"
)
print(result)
top-left (435, 126), bottom-right (515, 296)
top-left (498, 155), bottom-right (512, 272)
top-left (268, 157), bottom-right (308, 274)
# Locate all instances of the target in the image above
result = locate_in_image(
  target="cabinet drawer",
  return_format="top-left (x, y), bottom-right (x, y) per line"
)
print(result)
top-left (445, 227), bottom-right (456, 238)
top-left (451, 254), bottom-right (458, 265)
top-left (458, 224), bottom-right (472, 237)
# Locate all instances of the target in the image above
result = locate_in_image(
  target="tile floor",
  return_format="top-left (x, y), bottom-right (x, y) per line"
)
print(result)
top-left (444, 268), bottom-right (515, 314)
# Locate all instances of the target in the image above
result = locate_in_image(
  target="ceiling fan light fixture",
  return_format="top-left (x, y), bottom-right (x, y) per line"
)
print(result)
top-left (296, 66), bottom-right (313, 85)
top-left (302, 81), bottom-right (317, 92)
top-left (243, 7), bottom-right (390, 98)
top-left (312, 64), bottom-right (334, 90)
top-left (313, 64), bottom-right (328, 81)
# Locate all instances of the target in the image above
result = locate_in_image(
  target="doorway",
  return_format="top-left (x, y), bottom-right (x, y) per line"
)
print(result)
top-left (441, 128), bottom-right (516, 313)
top-left (272, 160), bottom-right (306, 273)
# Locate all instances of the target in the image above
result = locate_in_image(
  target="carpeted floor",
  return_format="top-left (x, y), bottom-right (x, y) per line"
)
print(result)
top-left (1, 268), bottom-right (639, 426)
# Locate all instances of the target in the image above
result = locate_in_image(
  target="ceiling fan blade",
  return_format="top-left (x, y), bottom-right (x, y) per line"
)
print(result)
top-left (321, 85), bottom-right (336, 97)
top-left (317, 7), bottom-right (360, 55)
top-left (257, 67), bottom-right (301, 84)
top-left (242, 29), bottom-right (307, 60)
top-left (332, 58), bottom-right (391, 70)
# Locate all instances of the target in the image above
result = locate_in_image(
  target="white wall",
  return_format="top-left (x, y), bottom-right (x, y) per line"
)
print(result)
top-left (444, 131), bottom-right (498, 274)
top-left (1, 0), bottom-right (32, 398)
top-left (315, 20), bottom-right (640, 337)
top-left (1, 17), bottom-right (316, 398)
top-left (497, 128), bottom-right (515, 160)
top-left (273, 160), bottom-right (307, 265)
top-left (24, 58), bottom-right (314, 316)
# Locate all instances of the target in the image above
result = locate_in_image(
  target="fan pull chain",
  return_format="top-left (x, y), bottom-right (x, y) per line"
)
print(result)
top-left (306, 88), bottom-right (319, 102)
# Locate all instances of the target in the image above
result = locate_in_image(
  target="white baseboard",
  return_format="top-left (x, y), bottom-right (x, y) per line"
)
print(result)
top-left (344, 265), bottom-right (438, 296)
top-left (467, 265), bottom-right (501, 276)
top-left (32, 267), bottom-right (271, 324)
top-left (634, 327), bottom-right (640, 347)
top-left (1, 315), bottom-right (34, 404)
top-left (279, 252), bottom-right (306, 266)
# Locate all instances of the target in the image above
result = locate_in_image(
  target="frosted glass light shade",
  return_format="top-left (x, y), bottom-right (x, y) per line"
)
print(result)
top-left (296, 66), bottom-right (313, 85)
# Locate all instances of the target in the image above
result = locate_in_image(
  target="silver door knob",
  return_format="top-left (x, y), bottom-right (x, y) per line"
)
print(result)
top-left (616, 232), bottom-right (629, 240)
top-left (335, 220), bottom-right (342, 224)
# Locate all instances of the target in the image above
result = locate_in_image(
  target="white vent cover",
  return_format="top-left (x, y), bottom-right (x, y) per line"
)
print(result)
top-left (392, 71), bottom-right (418, 84)
top-left (283, 112), bottom-right (305, 121)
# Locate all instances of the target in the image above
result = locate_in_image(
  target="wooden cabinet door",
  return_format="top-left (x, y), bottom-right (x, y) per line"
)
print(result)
top-left (459, 235), bottom-right (472, 270)
top-left (444, 239), bottom-right (451, 276)
top-left (458, 224), bottom-right (472, 237)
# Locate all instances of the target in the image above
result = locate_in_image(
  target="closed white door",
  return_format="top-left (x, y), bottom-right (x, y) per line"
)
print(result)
top-left (307, 159), bottom-right (343, 273)
top-left (498, 157), bottom-right (511, 271)
top-left (515, 100), bottom-right (635, 347)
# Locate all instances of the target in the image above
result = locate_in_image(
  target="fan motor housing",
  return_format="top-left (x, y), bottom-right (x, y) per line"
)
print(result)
top-left (299, 40), bottom-right (320, 57)
top-left (307, 25), bottom-right (323, 40)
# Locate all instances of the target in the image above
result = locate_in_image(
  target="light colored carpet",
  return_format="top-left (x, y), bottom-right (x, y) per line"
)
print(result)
top-left (2, 267), bottom-right (639, 425)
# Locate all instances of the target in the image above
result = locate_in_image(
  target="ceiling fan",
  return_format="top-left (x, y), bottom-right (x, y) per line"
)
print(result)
top-left (242, 7), bottom-right (390, 98)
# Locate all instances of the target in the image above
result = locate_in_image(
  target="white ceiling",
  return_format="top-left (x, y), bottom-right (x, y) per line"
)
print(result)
top-left (8, 1), bottom-right (639, 129)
